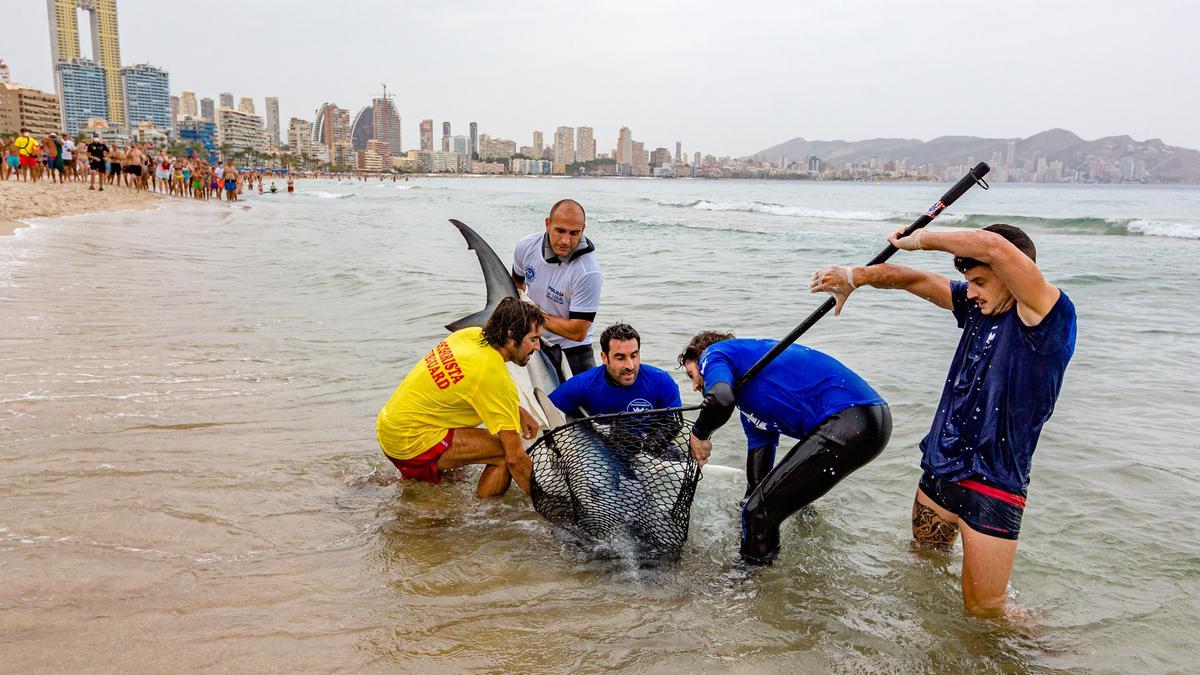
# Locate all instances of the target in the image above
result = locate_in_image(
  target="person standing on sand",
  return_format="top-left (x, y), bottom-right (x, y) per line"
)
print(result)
top-left (40, 134), bottom-right (55, 183)
top-left (14, 128), bottom-right (39, 182)
top-left (61, 134), bottom-right (76, 182)
top-left (107, 145), bottom-right (123, 188)
top-left (2, 135), bottom-right (17, 181)
top-left (810, 223), bottom-right (1077, 618)
top-left (87, 134), bottom-right (109, 192)
top-left (125, 144), bottom-right (145, 191)
top-left (223, 160), bottom-right (239, 202)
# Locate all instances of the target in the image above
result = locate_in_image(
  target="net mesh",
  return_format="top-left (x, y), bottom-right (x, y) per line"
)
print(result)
top-left (529, 408), bottom-right (702, 558)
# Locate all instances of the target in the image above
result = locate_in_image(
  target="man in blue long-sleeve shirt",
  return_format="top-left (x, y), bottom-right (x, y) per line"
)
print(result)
top-left (680, 333), bottom-right (892, 565)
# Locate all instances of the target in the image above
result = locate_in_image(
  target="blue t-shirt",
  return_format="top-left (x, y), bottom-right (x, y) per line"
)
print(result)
top-left (920, 281), bottom-right (1077, 495)
top-left (548, 364), bottom-right (682, 416)
top-left (699, 339), bottom-right (885, 451)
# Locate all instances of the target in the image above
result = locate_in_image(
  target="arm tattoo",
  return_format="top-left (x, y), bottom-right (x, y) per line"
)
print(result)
top-left (912, 500), bottom-right (958, 548)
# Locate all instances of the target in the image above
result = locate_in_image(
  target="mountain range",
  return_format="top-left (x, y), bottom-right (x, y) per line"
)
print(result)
top-left (749, 129), bottom-right (1200, 183)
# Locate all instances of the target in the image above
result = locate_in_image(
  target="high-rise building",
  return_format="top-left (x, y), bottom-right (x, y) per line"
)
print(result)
top-left (351, 105), bottom-right (374, 150)
top-left (169, 94), bottom-right (178, 132)
top-left (47, 0), bottom-right (125, 127)
top-left (469, 122), bottom-right (478, 159)
top-left (0, 82), bottom-right (62, 136)
top-left (264, 96), bottom-right (280, 147)
top-left (0, 59), bottom-right (9, 83)
top-left (694, 151), bottom-right (701, 167)
top-left (553, 126), bottom-right (574, 166)
top-left (576, 126), bottom-right (595, 162)
top-left (121, 63), bottom-right (169, 131)
top-left (420, 119), bottom-right (433, 151)
top-left (57, 58), bottom-right (108, 134)
top-left (651, 147), bottom-right (672, 167)
top-left (478, 134), bottom-right (516, 160)
top-left (216, 107), bottom-right (264, 155)
top-left (1005, 140), bottom-right (1016, 169)
top-left (532, 130), bottom-right (543, 157)
top-left (237, 97), bottom-right (255, 115)
top-left (180, 90), bottom-right (198, 117)
top-left (219, 92), bottom-right (233, 109)
top-left (287, 117), bottom-right (313, 157)
top-left (631, 141), bottom-right (648, 175)
top-left (452, 134), bottom-right (467, 155)
top-left (175, 117), bottom-right (215, 161)
top-left (312, 103), bottom-right (351, 166)
top-left (373, 94), bottom-right (401, 156)
top-left (442, 121), bottom-right (451, 152)
top-left (200, 97), bottom-right (214, 121)
top-left (616, 127), bottom-right (633, 165)
top-left (675, 141), bottom-right (682, 164)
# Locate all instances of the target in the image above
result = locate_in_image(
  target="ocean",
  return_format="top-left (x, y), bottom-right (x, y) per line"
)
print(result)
top-left (2, 177), bottom-right (1198, 671)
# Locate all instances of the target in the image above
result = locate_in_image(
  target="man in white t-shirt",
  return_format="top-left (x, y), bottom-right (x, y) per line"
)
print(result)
top-left (511, 199), bottom-right (603, 379)
top-left (61, 135), bottom-right (76, 180)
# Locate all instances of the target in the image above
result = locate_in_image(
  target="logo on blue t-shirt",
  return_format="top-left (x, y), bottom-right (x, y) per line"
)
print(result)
top-left (626, 398), bottom-right (653, 413)
top-left (524, 265), bottom-right (535, 282)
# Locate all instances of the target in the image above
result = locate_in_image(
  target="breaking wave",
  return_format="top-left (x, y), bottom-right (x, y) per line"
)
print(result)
top-left (657, 199), bottom-right (897, 221)
top-left (930, 213), bottom-right (1200, 239)
top-left (300, 191), bottom-right (356, 200)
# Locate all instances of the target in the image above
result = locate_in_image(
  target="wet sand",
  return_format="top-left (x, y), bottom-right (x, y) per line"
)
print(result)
top-left (0, 179), bottom-right (163, 235)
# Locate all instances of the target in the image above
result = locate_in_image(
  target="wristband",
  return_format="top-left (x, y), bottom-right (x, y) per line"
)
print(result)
top-left (912, 229), bottom-right (925, 250)
top-left (842, 265), bottom-right (857, 289)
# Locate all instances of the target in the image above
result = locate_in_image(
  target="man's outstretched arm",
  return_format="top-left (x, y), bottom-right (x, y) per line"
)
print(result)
top-left (811, 263), bottom-right (954, 315)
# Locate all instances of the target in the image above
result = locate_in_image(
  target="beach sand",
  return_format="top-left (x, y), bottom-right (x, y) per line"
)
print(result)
top-left (0, 180), bottom-right (163, 235)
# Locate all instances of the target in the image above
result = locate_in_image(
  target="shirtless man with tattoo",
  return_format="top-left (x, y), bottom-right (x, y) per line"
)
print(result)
top-left (811, 223), bottom-right (1076, 618)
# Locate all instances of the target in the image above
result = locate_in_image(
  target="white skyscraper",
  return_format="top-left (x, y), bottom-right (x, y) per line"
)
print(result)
top-left (576, 126), bottom-right (595, 162)
top-left (264, 96), bottom-right (280, 147)
top-left (617, 127), bottom-right (633, 165)
top-left (553, 126), bottom-right (574, 166)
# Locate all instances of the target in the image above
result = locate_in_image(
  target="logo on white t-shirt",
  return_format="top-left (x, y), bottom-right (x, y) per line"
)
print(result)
top-left (525, 265), bottom-right (535, 282)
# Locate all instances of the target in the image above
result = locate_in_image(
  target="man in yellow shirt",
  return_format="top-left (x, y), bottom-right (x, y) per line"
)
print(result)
top-left (14, 128), bottom-right (40, 182)
top-left (377, 297), bottom-right (543, 497)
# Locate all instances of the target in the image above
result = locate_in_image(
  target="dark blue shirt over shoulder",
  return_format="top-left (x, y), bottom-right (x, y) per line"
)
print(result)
top-left (920, 281), bottom-right (1077, 494)
top-left (548, 364), bottom-right (682, 416)
top-left (700, 339), bottom-right (885, 451)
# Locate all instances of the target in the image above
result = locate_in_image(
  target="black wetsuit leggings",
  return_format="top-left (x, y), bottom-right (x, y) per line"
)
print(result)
top-left (740, 403), bottom-right (892, 563)
top-left (542, 341), bottom-right (596, 381)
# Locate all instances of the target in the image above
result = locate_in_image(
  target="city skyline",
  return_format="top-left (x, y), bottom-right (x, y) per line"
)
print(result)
top-left (4, 0), bottom-right (1199, 157)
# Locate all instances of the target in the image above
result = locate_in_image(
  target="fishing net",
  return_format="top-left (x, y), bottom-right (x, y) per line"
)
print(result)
top-left (529, 408), bottom-right (702, 559)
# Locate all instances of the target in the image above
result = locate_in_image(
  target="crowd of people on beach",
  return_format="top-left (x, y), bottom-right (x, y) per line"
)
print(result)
top-left (2, 127), bottom-right (296, 200)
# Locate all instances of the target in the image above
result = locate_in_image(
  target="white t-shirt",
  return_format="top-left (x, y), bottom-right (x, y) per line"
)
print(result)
top-left (512, 231), bottom-right (603, 348)
top-left (61, 139), bottom-right (75, 160)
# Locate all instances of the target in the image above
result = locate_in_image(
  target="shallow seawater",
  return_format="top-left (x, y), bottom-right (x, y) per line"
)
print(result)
top-left (1, 177), bottom-right (1198, 671)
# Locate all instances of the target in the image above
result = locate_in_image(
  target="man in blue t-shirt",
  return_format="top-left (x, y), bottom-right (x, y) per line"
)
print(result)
top-left (811, 223), bottom-right (1076, 618)
top-left (679, 333), bottom-right (892, 565)
top-left (548, 322), bottom-right (681, 418)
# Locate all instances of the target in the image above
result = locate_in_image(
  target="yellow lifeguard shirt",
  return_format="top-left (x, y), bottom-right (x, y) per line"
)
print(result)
top-left (15, 135), bottom-right (39, 157)
top-left (376, 327), bottom-right (520, 460)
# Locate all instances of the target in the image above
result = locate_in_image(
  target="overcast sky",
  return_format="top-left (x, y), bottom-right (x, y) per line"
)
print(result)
top-left (6, 0), bottom-right (1197, 156)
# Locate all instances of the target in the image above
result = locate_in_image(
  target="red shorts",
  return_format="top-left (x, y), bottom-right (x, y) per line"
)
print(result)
top-left (386, 430), bottom-right (454, 484)
top-left (19, 154), bottom-right (37, 168)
